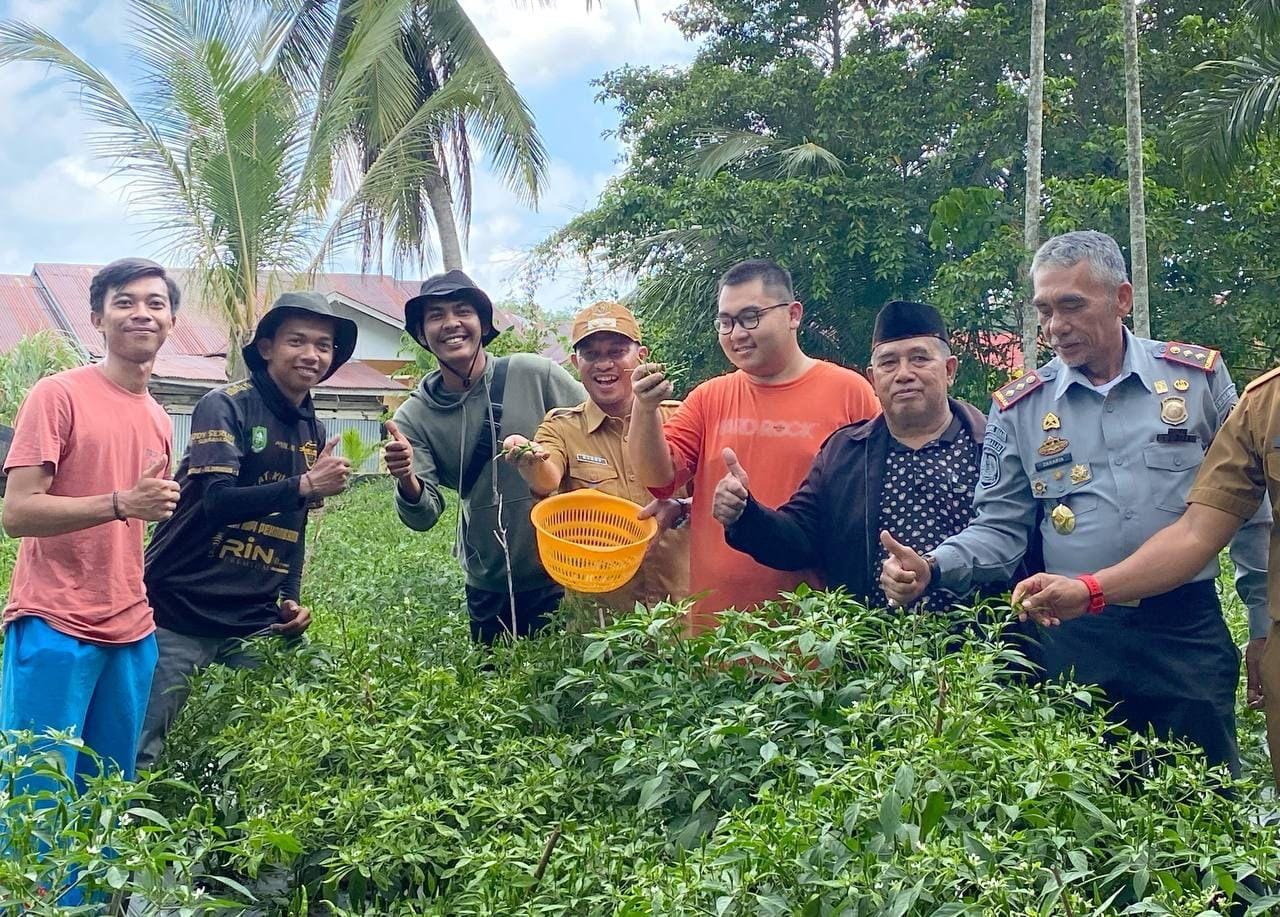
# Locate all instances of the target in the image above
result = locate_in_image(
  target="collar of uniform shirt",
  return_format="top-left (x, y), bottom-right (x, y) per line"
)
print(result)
top-left (582, 397), bottom-right (623, 433)
top-left (1052, 326), bottom-right (1162, 399)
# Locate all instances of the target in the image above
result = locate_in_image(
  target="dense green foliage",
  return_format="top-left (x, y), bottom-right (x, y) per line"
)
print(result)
top-left (0, 329), bottom-right (81, 427)
top-left (547, 0), bottom-right (1280, 402)
top-left (2, 484), bottom-right (1275, 913)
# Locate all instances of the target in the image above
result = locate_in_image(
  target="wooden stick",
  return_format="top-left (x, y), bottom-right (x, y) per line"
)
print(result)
top-left (532, 824), bottom-right (563, 886)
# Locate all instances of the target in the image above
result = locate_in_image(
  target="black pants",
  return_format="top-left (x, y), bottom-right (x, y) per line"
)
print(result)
top-left (1038, 580), bottom-right (1240, 776)
top-left (465, 583), bottom-right (563, 645)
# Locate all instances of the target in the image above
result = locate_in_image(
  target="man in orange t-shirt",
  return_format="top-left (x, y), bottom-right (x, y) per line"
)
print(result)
top-left (2, 259), bottom-right (180, 816)
top-left (629, 259), bottom-right (880, 631)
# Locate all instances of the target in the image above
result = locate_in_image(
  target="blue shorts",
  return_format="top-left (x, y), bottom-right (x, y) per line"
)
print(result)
top-left (1, 615), bottom-right (157, 788)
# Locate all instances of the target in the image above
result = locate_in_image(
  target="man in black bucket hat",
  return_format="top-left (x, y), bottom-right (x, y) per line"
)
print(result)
top-left (136, 291), bottom-right (357, 770)
top-left (385, 269), bottom-right (586, 645)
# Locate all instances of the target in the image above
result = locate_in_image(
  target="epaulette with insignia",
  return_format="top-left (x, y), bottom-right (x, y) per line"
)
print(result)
top-left (545, 405), bottom-right (583, 419)
top-left (1244, 364), bottom-right (1280, 394)
top-left (223, 380), bottom-right (254, 396)
top-left (1158, 342), bottom-right (1219, 372)
top-left (992, 371), bottom-right (1044, 411)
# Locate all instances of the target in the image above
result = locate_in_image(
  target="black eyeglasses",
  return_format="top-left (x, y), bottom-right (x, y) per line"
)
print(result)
top-left (714, 302), bottom-right (791, 334)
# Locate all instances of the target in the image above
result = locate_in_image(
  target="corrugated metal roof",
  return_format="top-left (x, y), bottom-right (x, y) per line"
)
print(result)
top-left (151, 352), bottom-right (406, 392)
top-left (0, 273), bottom-right (62, 350)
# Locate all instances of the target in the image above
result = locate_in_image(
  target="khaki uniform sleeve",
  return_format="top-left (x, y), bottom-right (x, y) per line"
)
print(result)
top-left (1187, 393), bottom-right (1269, 521)
top-left (534, 412), bottom-right (572, 483)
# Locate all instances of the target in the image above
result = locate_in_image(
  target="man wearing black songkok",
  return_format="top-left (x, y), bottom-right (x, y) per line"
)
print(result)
top-left (712, 300), bottom-right (1013, 610)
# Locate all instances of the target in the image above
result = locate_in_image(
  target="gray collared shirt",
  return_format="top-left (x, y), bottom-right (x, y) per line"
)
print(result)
top-left (931, 328), bottom-right (1271, 638)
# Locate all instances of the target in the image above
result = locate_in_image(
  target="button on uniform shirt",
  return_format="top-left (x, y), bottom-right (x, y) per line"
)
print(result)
top-left (930, 328), bottom-right (1271, 638)
top-left (535, 399), bottom-right (690, 614)
top-left (872, 415), bottom-right (978, 612)
top-left (1186, 365), bottom-right (1280, 628)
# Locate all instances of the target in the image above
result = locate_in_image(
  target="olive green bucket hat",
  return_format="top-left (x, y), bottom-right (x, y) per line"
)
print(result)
top-left (242, 291), bottom-right (359, 382)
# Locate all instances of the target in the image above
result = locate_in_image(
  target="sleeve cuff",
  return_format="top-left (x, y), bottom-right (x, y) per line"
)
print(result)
top-left (929, 544), bottom-right (970, 594)
top-left (1186, 486), bottom-right (1262, 521)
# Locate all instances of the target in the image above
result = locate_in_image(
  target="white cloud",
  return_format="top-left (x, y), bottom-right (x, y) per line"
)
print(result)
top-left (2, 0), bottom-right (80, 31)
top-left (460, 0), bottom-right (694, 87)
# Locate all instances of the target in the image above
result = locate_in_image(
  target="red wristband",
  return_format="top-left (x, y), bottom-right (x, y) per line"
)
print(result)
top-left (1076, 574), bottom-right (1106, 614)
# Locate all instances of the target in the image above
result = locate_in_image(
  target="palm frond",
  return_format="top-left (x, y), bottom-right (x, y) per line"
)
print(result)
top-left (776, 141), bottom-right (847, 178)
top-left (1247, 0), bottom-right (1280, 38)
top-left (1175, 50), bottom-right (1280, 183)
top-left (261, 0), bottom-right (340, 94)
top-left (422, 0), bottom-right (547, 204)
top-left (687, 130), bottom-right (779, 179)
top-left (305, 68), bottom-right (488, 271)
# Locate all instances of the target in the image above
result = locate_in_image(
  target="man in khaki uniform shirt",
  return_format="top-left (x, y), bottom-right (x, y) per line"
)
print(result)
top-left (1014, 364), bottom-right (1279, 782)
top-left (503, 302), bottom-right (691, 615)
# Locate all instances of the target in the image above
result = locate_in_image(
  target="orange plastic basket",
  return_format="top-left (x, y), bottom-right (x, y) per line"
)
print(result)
top-left (530, 490), bottom-right (659, 593)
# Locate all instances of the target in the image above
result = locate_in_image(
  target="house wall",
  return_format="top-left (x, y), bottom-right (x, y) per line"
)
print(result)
top-left (161, 395), bottom-right (388, 475)
top-left (330, 304), bottom-right (407, 363)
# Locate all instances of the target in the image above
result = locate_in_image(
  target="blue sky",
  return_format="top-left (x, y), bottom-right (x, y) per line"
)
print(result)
top-left (0, 0), bottom-right (696, 310)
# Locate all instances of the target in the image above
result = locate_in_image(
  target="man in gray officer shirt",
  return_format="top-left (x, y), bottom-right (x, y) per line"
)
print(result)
top-left (881, 230), bottom-right (1269, 776)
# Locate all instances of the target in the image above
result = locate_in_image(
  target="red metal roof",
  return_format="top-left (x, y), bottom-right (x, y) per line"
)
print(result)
top-left (30, 263), bottom-right (520, 351)
top-left (150, 353), bottom-right (405, 392)
top-left (0, 274), bottom-right (61, 350)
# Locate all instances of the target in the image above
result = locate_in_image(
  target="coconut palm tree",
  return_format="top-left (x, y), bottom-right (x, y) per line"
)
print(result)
top-left (0, 0), bottom-right (546, 377)
top-left (1022, 0), bottom-right (1046, 368)
top-left (270, 0), bottom-right (547, 272)
top-left (1122, 0), bottom-right (1150, 337)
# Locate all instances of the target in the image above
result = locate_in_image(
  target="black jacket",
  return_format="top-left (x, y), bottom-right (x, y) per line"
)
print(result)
top-left (726, 398), bottom-right (1014, 604)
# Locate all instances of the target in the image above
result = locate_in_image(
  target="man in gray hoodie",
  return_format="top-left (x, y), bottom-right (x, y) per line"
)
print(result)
top-left (384, 271), bottom-right (585, 644)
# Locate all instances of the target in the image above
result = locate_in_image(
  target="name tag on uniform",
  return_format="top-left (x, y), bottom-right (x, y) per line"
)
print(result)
top-left (575, 453), bottom-right (608, 465)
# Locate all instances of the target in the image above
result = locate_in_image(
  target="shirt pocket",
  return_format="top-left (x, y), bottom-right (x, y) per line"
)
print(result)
top-left (1142, 441), bottom-right (1205, 513)
top-left (567, 461), bottom-right (620, 491)
top-left (1033, 477), bottom-right (1099, 528)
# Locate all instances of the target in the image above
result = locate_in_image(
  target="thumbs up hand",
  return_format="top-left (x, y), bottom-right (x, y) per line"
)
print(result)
top-left (302, 435), bottom-right (351, 499)
top-left (382, 419), bottom-right (422, 501)
top-left (878, 530), bottom-right (931, 607)
top-left (121, 455), bottom-right (180, 521)
top-left (712, 447), bottom-right (751, 527)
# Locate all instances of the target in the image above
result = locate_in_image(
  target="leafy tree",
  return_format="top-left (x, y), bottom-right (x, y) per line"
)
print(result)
top-left (0, 0), bottom-right (545, 379)
top-left (548, 0), bottom-right (1280, 404)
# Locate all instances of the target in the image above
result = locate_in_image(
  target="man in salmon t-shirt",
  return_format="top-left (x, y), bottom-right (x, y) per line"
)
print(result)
top-left (1, 258), bottom-right (180, 802)
top-left (629, 259), bottom-right (880, 631)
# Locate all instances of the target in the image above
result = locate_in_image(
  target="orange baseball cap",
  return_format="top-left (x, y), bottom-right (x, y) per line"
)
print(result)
top-left (569, 301), bottom-right (643, 348)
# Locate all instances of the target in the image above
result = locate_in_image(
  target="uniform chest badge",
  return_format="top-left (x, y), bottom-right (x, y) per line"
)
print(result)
top-left (251, 426), bottom-right (268, 453)
top-left (1042, 412), bottom-right (1061, 431)
top-left (1154, 380), bottom-right (1169, 394)
top-left (1038, 435), bottom-right (1069, 457)
top-left (1160, 396), bottom-right (1189, 426)
top-left (1051, 503), bottom-right (1076, 535)
top-left (1070, 463), bottom-right (1092, 485)
top-left (1173, 379), bottom-right (1189, 392)
top-left (1032, 479), bottom-right (1047, 496)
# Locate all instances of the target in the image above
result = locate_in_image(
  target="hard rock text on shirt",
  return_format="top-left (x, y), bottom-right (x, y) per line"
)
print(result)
top-left (717, 418), bottom-right (818, 438)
